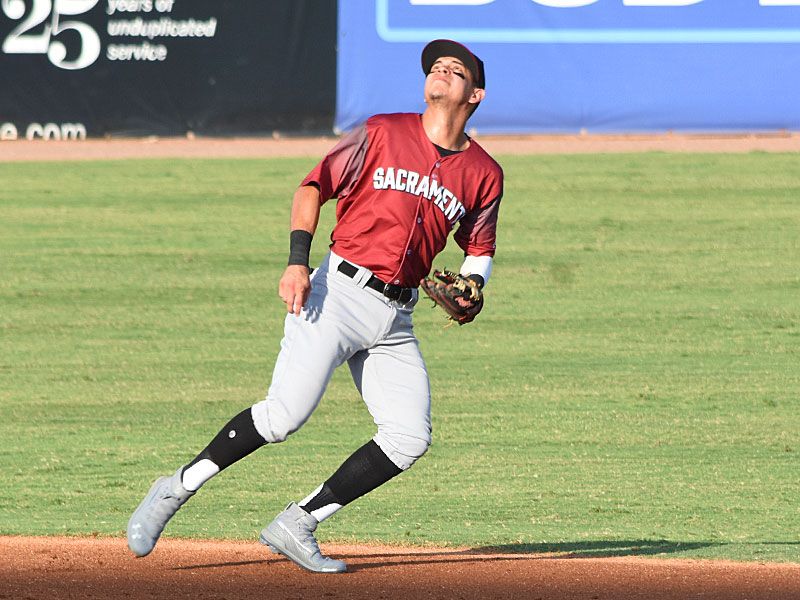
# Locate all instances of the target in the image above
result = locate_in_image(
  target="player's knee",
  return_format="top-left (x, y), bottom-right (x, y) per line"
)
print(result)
top-left (250, 398), bottom-right (304, 444)
top-left (374, 427), bottom-right (431, 471)
top-left (403, 434), bottom-right (431, 465)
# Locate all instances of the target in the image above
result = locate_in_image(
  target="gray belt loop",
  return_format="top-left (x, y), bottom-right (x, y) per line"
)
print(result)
top-left (353, 266), bottom-right (373, 289)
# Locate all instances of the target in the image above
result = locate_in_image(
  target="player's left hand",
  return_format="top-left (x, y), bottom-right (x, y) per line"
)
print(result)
top-left (279, 265), bottom-right (311, 316)
top-left (420, 269), bottom-right (484, 325)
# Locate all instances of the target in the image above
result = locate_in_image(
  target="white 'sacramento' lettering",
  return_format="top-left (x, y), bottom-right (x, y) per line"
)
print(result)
top-left (373, 167), bottom-right (466, 223)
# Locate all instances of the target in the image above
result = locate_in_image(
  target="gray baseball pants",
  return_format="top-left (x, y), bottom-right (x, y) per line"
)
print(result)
top-left (251, 251), bottom-right (431, 470)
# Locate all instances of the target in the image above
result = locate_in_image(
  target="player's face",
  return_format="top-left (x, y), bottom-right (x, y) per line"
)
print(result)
top-left (424, 57), bottom-right (481, 108)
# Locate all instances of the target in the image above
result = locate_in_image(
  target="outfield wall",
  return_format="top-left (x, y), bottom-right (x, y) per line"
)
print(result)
top-left (336, 0), bottom-right (800, 135)
top-left (3, 1), bottom-right (800, 138)
top-left (0, 1), bottom-right (336, 139)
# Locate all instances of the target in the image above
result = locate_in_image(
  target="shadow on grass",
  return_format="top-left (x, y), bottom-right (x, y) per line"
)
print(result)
top-left (468, 539), bottom-right (721, 559)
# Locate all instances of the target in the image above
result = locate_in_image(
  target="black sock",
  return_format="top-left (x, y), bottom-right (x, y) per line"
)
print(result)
top-left (182, 408), bottom-right (266, 477)
top-left (301, 440), bottom-right (402, 513)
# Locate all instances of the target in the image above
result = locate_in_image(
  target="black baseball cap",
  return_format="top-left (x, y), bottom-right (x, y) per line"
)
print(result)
top-left (421, 39), bottom-right (485, 90)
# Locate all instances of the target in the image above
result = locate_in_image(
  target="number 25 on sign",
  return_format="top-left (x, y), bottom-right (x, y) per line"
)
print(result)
top-left (2, 0), bottom-right (101, 70)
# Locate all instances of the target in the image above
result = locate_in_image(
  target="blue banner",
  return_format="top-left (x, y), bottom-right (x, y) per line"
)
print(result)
top-left (336, 0), bottom-right (800, 134)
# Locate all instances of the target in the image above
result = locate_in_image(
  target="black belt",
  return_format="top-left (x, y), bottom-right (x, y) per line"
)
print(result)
top-left (337, 260), bottom-right (414, 303)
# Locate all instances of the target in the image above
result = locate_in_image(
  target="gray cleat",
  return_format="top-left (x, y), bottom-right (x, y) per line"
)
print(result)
top-left (127, 467), bottom-right (194, 557)
top-left (259, 502), bottom-right (347, 573)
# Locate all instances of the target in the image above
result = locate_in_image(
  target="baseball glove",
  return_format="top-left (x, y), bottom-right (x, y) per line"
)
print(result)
top-left (420, 269), bottom-right (484, 325)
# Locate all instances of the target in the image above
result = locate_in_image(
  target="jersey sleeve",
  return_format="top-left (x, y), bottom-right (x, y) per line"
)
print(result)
top-left (301, 124), bottom-right (369, 203)
top-left (454, 194), bottom-right (501, 256)
top-left (454, 154), bottom-right (503, 259)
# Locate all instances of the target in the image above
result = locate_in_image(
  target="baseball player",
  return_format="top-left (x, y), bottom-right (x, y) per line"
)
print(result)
top-left (127, 39), bottom-right (503, 574)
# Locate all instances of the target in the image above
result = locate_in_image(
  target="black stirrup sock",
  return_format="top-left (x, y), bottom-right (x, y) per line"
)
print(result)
top-left (181, 408), bottom-right (267, 490)
top-left (301, 440), bottom-right (402, 516)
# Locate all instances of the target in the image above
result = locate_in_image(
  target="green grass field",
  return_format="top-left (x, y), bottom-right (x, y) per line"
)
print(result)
top-left (1, 153), bottom-right (798, 562)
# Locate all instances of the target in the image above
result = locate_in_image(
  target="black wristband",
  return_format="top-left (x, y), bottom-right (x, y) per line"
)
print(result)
top-left (288, 230), bottom-right (313, 267)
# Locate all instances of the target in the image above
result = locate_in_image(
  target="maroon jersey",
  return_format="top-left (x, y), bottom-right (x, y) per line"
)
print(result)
top-left (302, 113), bottom-right (503, 287)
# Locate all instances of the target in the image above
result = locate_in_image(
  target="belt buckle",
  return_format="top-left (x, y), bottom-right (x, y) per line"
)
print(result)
top-left (382, 282), bottom-right (401, 301)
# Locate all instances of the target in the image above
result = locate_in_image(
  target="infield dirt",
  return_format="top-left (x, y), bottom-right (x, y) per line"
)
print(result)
top-left (3, 536), bottom-right (800, 600)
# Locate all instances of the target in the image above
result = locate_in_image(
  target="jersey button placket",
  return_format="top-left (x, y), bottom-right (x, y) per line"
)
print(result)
top-left (393, 156), bottom-right (439, 286)
top-left (431, 158), bottom-right (440, 182)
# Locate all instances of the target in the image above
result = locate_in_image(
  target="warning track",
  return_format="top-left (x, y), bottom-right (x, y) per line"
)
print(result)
top-left (1, 132), bottom-right (799, 163)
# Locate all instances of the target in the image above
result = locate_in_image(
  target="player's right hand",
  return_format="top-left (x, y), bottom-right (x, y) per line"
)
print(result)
top-left (278, 265), bottom-right (311, 316)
